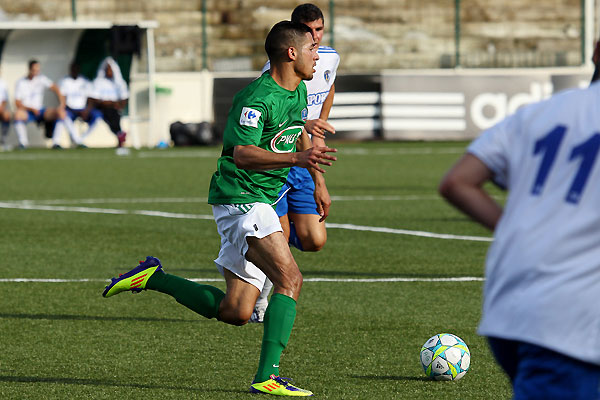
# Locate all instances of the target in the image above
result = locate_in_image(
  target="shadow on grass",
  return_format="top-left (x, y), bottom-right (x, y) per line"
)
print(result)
top-left (351, 374), bottom-right (431, 382)
top-left (0, 312), bottom-right (199, 323)
top-left (0, 375), bottom-right (246, 394)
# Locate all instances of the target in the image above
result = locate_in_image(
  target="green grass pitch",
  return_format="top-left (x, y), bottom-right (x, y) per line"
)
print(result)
top-left (0, 142), bottom-right (512, 399)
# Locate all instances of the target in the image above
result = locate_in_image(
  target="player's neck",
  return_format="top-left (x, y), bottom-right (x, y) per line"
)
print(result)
top-left (269, 65), bottom-right (301, 92)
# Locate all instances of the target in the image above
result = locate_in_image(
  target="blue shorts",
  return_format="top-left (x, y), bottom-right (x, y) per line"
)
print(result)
top-left (275, 166), bottom-right (319, 217)
top-left (26, 108), bottom-right (46, 124)
top-left (66, 107), bottom-right (102, 124)
top-left (488, 337), bottom-right (600, 399)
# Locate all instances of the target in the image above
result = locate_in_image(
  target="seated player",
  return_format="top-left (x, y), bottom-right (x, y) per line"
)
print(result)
top-left (59, 62), bottom-right (102, 147)
top-left (13, 59), bottom-right (71, 149)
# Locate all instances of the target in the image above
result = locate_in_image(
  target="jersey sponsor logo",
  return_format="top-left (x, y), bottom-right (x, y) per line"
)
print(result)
top-left (324, 70), bottom-right (331, 83)
top-left (239, 107), bottom-right (261, 128)
top-left (301, 108), bottom-right (308, 121)
top-left (270, 126), bottom-right (303, 153)
top-left (307, 90), bottom-right (330, 107)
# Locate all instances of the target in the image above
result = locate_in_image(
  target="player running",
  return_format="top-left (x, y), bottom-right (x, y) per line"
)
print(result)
top-left (102, 21), bottom-right (336, 397)
top-left (252, 2), bottom-right (340, 323)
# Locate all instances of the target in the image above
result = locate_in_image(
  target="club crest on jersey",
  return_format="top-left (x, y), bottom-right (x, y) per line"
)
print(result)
top-left (270, 126), bottom-right (303, 153)
top-left (239, 107), bottom-right (261, 128)
top-left (301, 108), bottom-right (308, 121)
top-left (324, 70), bottom-right (331, 83)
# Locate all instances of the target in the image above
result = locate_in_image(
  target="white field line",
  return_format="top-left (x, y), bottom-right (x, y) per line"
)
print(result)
top-left (0, 277), bottom-right (484, 283)
top-left (0, 147), bottom-right (464, 161)
top-left (327, 223), bottom-right (493, 242)
top-left (0, 201), bottom-right (493, 242)
top-left (20, 195), bottom-right (440, 205)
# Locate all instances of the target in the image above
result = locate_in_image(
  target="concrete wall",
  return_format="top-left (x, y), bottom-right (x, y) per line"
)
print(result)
top-left (0, 0), bottom-right (588, 72)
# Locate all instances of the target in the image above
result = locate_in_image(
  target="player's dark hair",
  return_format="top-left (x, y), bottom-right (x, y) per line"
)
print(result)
top-left (265, 20), bottom-right (312, 63)
top-left (28, 59), bottom-right (39, 70)
top-left (291, 3), bottom-right (324, 24)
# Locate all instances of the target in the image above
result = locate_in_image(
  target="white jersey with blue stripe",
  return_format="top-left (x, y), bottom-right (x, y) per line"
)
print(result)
top-left (470, 82), bottom-right (600, 364)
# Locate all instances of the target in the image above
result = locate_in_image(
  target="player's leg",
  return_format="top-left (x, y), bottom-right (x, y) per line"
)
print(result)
top-left (0, 108), bottom-right (10, 148)
top-left (100, 107), bottom-right (126, 147)
top-left (288, 212), bottom-right (326, 252)
top-left (13, 109), bottom-right (30, 148)
top-left (217, 269), bottom-right (260, 325)
top-left (62, 108), bottom-right (83, 146)
top-left (250, 185), bottom-right (290, 323)
top-left (44, 107), bottom-right (68, 148)
top-left (286, 181), bottom-right (327, 252)
top-left (245, 231), bottom-right (312, 396)
top-left (80, 108), bottom-right (102, 142)
top-left (103, 256), bottom-right (226, 320)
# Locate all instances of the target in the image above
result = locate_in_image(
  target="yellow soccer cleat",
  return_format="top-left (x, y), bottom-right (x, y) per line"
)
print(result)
top-left (250, 375), bottom-right (313, 396)
top-left (102, 256), bottom-right (163, 298)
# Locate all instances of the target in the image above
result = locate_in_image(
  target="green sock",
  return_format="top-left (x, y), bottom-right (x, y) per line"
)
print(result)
top-left (146, 272), bottom-right (225, 319)
top-left (254, 293), bottom-right (297, 382)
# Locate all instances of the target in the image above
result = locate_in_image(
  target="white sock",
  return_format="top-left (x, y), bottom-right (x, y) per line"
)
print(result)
top-left (80, 119), bottom-right (98, 141)
top-left (52, 120), bottom-right (65, 146)
top-left (256, 278), bottom-right (273, 307)
top-left (15, 122), bottom-right (28, 147)
top-left (63, 117), bottom-right (81, 145)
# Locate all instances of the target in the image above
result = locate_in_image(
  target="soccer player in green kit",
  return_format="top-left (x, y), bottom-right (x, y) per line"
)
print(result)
top-left (102, 21), bottom-right (337, 397)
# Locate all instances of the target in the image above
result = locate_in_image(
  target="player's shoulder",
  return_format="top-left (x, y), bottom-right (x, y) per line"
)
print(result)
top-left (317, 46), bottom-right (340, 65)
top-left (318, 45), bottom-right (338, 54)
top-left (234, 73), bottom-right (272, 105)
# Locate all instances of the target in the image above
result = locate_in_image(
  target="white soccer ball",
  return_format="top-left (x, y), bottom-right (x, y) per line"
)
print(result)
top-left (420, 333), bottom-right (470, 381)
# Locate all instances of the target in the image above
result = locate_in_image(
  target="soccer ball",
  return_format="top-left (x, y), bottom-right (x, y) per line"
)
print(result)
top-left (420, 333), bottom-right (470, 381)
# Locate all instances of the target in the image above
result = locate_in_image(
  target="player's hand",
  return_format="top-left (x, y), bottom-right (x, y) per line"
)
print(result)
top-left (295, 146), bottom-right (337, 173)
top-left (304, 119), bottom-right (335, 139)
top-left (314, 181), bottom-right (331, 222)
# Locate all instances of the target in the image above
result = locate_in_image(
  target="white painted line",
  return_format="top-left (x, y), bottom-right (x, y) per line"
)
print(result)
top-left (0, 202), bottom-right (128, 215)
top-left (30, 197), bottom-right (209, 205)
top-left (340, 147), bottom-right (465, 155)
top-left (329, 195), bottom-right (441, 201)
top-left (326, 223), bottom-right (493, 242)
top-left (0, 200), bottom-right (493, 242)
top-left (0, 277), bottom-right (484, 283)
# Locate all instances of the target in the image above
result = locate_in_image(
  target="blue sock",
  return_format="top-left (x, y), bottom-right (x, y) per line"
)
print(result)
top-left (288, 222), bottom-right (304, 251)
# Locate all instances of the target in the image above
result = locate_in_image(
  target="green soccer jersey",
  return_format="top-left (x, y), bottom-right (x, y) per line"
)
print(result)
top-left (208, 71), bottom-right (308, 205)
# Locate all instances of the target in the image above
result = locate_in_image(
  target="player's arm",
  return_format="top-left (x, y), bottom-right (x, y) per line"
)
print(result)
top-left (297, 130), bottom-right (331, 221)
top-left (15, 98), bottom-right (38, 115)
top-left (233, 141), bottom-right (337, 174)
top-left (320, 83), bottom-right (335, 120)
top-left (304, 84), bottom-right (337, 138)
top-left (438, 153), bottom-right (503, 231)
top-left (50, 83), bottom-right (66, 108)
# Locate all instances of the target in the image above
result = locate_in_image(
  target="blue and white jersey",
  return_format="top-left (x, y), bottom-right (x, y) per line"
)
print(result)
top-left (470, 81), bottom-right (600, 365)
top-left (60, 75), bottom-right (93, 110)
top-left (91, 77), bottom-right (129, 102)
top-left (262, 45), bottom-right (340, 120)
top-left (15, 74), bottom-right (53, 110)
top-left (304, 46), bottom-right (340, 120)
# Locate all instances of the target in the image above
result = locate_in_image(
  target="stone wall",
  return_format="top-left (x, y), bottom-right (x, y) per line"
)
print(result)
top-left (0, 0), bottom-right (586, 72)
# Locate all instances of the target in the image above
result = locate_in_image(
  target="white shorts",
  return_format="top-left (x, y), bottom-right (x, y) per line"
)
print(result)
top-left (212, 203), bottom-right (283, 291)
